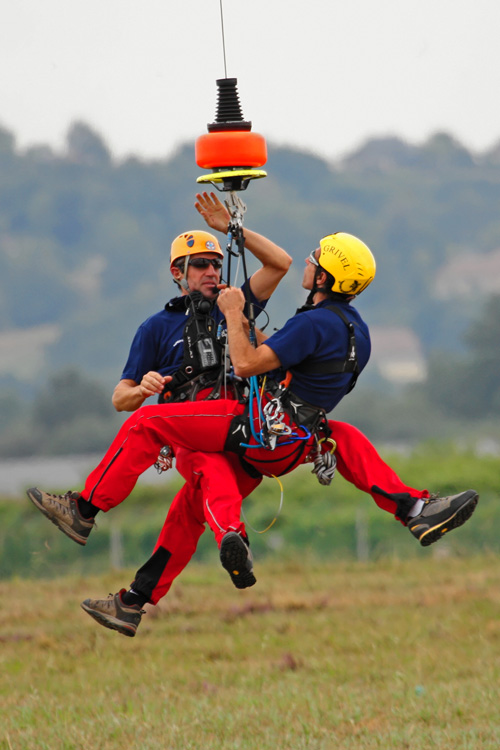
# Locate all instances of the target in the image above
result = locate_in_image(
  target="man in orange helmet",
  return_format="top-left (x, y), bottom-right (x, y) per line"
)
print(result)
top-left (111, 191), bottom-right (292, 412)
top-left (28, 190), bottom-right (294, 606)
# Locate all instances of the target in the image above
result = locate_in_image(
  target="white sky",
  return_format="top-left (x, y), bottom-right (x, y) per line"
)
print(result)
top-left (2, 0), bottom-right (500, 162)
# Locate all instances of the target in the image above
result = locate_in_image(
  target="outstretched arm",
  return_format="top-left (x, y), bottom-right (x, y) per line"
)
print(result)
top-left (195, 191), bottom-right (292, 302)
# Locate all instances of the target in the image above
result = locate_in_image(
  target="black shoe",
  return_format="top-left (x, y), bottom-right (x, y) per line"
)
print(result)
top-left (219, 532), bottom-right (256, 589)
top-left (81, 590), bottom-right (144, 637)
top-left (26, 487), bottom-right (94, 546)
top-left (407, 490), bottom-right (479, 546)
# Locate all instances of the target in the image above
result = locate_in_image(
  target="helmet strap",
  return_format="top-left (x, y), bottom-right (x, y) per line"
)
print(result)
top-left (181, 255), bottom-right (190, 291)
top-left (171, 256), bottom-right (190, 292)
top-left (304, 289), bottom-right (315, 307)
top-left (302, 267), bottom-right (319, 307)
top-left (305, 266), bottom-right (326, 305)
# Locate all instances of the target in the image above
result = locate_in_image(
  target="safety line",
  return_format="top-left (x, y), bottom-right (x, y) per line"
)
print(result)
top-left (219, 0), bottom-right (228, 78)
top-left (242, 474), bottom-right (284, 534)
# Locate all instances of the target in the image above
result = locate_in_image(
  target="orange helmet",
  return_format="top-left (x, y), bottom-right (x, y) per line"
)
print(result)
top-left (170, 230), bottom-right (223, 266)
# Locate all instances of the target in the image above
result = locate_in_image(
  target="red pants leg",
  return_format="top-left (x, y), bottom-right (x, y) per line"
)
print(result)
top-left (176, 451), bottom-right (262, 546)
top-left (328, 420), bottom-right (429, 523)
top-left (131, 478), bottom-right (206, 605)
top-left (130, 451), bottom-right (262, 604)
top-left (81, 400), bottom-right (243, 510)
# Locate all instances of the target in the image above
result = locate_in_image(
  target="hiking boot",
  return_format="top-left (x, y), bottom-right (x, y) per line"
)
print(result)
top-left (220, 532), bottom-right (256, 589)
top-left (26, 487), bottom-right (94, 546)
top-left (81, 590), bottom-right (144, 637)
top-left (407, 489), bottom-right (479, 546)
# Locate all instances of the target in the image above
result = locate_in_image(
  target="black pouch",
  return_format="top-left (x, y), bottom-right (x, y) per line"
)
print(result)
top-left (281, 391), bottom-right (330, 437)
top-left (224, 408), bottom-right (251, 456)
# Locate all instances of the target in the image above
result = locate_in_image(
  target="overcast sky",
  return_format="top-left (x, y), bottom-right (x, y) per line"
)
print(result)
top-left (2, 0), bottom-right (499, 162)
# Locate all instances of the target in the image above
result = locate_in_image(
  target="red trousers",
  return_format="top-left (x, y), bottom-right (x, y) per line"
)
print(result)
top-left (80, 399), bottom-right (428, 605)
top-left (82, 398), bottom-right (313, 509)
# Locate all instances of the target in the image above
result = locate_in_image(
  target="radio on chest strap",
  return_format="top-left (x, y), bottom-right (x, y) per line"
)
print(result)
top-left (161, 292), bottom-right (225, 402)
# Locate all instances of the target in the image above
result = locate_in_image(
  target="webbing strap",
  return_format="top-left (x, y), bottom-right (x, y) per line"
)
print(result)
top-left (292, 305), bottom-right (359, 392)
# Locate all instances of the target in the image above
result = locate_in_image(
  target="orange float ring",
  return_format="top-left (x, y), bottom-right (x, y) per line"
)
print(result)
top-left (196, 130), bottom-right (267, 169)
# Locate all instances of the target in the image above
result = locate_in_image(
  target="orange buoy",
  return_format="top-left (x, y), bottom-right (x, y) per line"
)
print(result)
top-left (196, 130), bottom-right (267, 169)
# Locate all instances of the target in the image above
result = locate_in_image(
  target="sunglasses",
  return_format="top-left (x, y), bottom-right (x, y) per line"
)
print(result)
top-left (307, 250), bottom-right (319, 267)
top-left (187, 257), bottom-right (223, 270)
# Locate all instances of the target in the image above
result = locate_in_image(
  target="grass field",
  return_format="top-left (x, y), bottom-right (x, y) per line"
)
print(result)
top-left (1, 554), bottom-right (500, 749)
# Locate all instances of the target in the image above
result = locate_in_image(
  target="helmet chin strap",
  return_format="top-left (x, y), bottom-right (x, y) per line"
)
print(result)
top-left (181, 255), bottom-right (190, 292)
top-left (304, 266), bottom-right (326, 307)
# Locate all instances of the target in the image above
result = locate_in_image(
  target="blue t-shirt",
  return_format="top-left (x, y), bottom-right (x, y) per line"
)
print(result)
top-left (121, 280), bottom-right (266, 383)
top-left (264, 299), bottom-right (370, 412)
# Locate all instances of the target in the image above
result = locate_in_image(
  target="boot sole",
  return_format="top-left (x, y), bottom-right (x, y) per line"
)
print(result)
top-left (27, 489), bottom-right (89, 546)
top-left (81, 601), bottom-right (138, 637)
top-left (418, 491), bottom-right (479, 546)
top-left (220, 534), bottom-right (256, 590)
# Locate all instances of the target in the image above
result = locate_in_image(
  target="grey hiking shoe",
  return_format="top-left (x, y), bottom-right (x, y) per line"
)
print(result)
top-left (407, 489), bottom-right (479, 546)
top-left (220, 532), bottom-right (256, 589)
top-left (27, 487), bottom-right (94, 546)
top-left (81, 590), bottom-right (144, 637)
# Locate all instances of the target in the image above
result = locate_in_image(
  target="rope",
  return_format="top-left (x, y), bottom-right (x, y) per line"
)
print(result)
top-left (241, 474), bottom-right (284, 534)
top-left (219, 0), bottom-right (228, 78)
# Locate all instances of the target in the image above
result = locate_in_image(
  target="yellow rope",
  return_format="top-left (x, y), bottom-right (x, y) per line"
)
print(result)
top-left (259, 375), bottom-right (267, 399)
top-left (242, 474), bottom-right (284, 534)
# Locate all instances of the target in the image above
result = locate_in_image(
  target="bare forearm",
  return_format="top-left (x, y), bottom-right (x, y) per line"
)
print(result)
top-left (225, 311), bottom-right (260, 376)
top-left (242, 228), bottom-right (292, 301)
top-left (242, 228), bottom-right (291, 270)
top-left (224, 309), bottom-right (279, 377)
top-left (112, 382), bottom-right (147, 412)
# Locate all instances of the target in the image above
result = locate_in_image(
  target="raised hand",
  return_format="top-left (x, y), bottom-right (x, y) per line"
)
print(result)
top-left (195, 191), bottom-right (231, 233)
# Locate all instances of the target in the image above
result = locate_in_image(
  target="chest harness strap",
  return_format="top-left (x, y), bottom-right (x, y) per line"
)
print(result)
top-left (160, 292), bottom-right (227, 403)
top-left (292, 305), bottom-right (360, 393)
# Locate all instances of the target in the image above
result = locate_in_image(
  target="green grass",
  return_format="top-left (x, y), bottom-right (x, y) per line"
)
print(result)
top-left (2, 555), bottom-right (500, 749)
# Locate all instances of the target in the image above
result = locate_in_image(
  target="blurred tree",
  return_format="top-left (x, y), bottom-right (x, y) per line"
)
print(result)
top-left (341, 136), bottom-right (421, 172)
top-left (420, 132), bottom-right (474, 170)
top-left (0, 125), bottom-right (15, 155)
top-left (426, 294), bottom-right (500, 418)
top-left (32, 367), bottom-right (115, 429)
top-left (66, 121), bottom-right (112, 166)
top-left (0, 388), bottom-right (26, 427)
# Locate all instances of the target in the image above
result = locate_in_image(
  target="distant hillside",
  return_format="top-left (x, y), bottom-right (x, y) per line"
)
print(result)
top-left (1, 120), bottom-right (500, 399)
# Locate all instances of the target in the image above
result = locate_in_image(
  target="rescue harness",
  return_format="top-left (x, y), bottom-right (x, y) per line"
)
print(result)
top-left (160, 292), bottom-right (228, 404)
top-left (223, 300), bottom-right (360, 479)
top-left (292, 304), bottom-right (360, 394)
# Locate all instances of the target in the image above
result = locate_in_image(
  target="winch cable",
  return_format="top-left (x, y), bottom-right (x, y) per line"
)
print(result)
top-left (196, 6), bottom-right (284, 445)
top-left (218, 0), bottom-right (228, 79)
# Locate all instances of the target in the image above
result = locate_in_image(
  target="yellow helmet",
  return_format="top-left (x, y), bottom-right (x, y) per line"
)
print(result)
top-left (318, 232), bottom-right (376, 296)
top-left (170, 230), bottom-right (223, 266)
